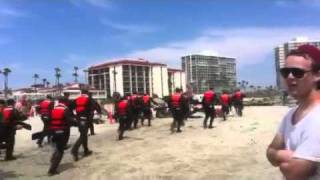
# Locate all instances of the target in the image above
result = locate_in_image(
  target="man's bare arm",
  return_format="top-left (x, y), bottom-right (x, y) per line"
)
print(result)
top-left (280, 158), bottom-right (317, 180)
top-left (266, 133), bottom-right (291, 166)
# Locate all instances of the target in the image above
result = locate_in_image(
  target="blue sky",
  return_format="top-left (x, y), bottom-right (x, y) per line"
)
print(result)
top-left (1, 0), bottom-right (320, 89)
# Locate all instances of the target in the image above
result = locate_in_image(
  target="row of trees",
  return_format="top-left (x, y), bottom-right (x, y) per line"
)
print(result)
top-left (237, 80), bottom-right (275, 92)
top-left (237, 80), bottom-right (279, 98)
top-left (0, 66), bottom-right (80, 98)
top-left (32, 66), bottom-right (79, 89)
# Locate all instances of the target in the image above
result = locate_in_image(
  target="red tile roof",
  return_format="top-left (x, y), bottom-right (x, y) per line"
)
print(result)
top-left (89, 58), bottom-right (166, 69)
top-left (168, 68), bottom-right (184, 72)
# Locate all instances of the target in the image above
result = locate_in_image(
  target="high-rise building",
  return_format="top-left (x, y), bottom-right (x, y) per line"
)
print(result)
top-left (168, 68), bottom-right (186, 94)
top-left (275, 37), bottom-right (320, 90)
top-left (181, 54), bottom-right (236, 94)
top-left (87, 58), bottom-right (185, 98)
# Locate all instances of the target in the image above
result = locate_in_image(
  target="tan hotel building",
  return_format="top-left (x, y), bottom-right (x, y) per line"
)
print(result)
top-left (87, 58), bottom-right (185, 98)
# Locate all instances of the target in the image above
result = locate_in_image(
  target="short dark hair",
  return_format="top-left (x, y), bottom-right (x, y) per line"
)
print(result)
top-left (63, 92), bottom-right (70, 96)
top-left (81, 89), bottom-right (89, 94)
top-left (287, 45), bottom-right (320, 73)
top-left (0, 99), bottom-right (5, 105)
top-left (7, 99), bottom-right (15, 105)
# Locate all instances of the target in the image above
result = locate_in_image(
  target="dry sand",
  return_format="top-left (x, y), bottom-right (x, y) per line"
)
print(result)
top-left (0, 106), bottom-right (289, 180)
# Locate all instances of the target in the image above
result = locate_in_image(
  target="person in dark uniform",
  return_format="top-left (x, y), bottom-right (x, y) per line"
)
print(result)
top-left (114, 95), bottom-right (132, 140)
top-left (129, 92), bottom-right (143, 129)
top-left (0, 99), bottom-right (6, 155)
top-left (88, 92), bottom-right (102, 136)
top-left (227, 91), bottom-right (233, 114)
top-left (60, 92), bottom-right (75, 147)
top-left (0, 99), bottom-right (28, 161)
top-left (47, 97), bottom-right (74, 176)
top-left (169, 88), bottom-right (186, 133)
top-left (181, 91), bottom-right (190, 124)
top-left (202, 87), bottom-right (216, 128)
top-left (71, 89), bottom-right (93, 161)
top-left (232, 89), bottom-right (246, 116)
top-left (0, 99), bottom-right (5, 121)
top-left (219, 90), bottom-right (231, 121)
top-left (36, 95), bottom-right (54, 147)
top-left (141, 93), bottom-right (152, 126)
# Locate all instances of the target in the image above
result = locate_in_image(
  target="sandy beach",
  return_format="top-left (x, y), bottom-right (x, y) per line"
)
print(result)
top-left (0, 106), bottom-right (289, 180)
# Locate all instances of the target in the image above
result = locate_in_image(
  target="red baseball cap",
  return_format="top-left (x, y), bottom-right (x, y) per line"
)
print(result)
top-left (297, 44), bottom-right (320, 64)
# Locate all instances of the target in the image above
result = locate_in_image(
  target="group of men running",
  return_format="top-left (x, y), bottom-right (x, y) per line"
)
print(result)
top-left (0, 87), bottom-right (244, 176)
top-left (115, 87), bottom-right (245, 138)
top-left (0, 89), bottom-right (101, 176)
top-left (168, 87), bottom-right (245, 133)
top-left (113, 92), bottom-right (153, 140)
top-left (202, 88), bottom-right (245, 127)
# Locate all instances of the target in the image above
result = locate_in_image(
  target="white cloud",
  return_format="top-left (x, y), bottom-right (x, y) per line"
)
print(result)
top-left (70, 0), bottom-right (112, 8)
top-left (275, 0), bottom-right (320, 7)
top-left (62, 53), bottom-right (87, 65)
top-left (0, 6), bottom-right (26, 29)
top-left (121, 27), bottom-right (320, 69)
top-left (101, 19), bottom-right (158, 34)
top-left (86, 0), bottom-right (112, 8)
top-left (0, 8), bottom-right (25, 17)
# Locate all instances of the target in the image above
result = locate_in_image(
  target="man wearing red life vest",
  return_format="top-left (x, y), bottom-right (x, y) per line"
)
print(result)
top-left (232, 89), bottom-right (246, 116)
top-left (219, 90), bottom-right (231, 121)
top-left (88, 92), bottom-right (102, 136)
top-left (129, 92), bottom-right (143, 129)
top-left (71, 89), bottom-right (94, 161)
top-left (202, 87), bottom-right (216, 128)
top-left (169, 88), bottom-right (186, 133)
top-left (141, 92), bottom-right (152, 126)
top-left (0, 99), bottom-right (5, 122)
top-left (115, 95), bottom-right (132, 140)
top-left (47, 96), bottom-right (73, 176)
top-left (36, 95), bottom-right (54, 147)
top-left (0, 99), bottom-right (28, 161)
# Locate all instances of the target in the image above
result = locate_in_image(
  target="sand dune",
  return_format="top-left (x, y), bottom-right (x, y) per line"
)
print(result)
top-left (0, 106), bottom-right (288, 180)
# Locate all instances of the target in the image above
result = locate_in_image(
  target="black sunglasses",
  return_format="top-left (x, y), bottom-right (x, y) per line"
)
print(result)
top-left (280, 67), bottom-right (311, 79)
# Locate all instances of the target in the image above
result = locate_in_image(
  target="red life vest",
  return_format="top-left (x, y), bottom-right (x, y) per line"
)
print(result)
top-left (49, 104), bottom-right (67, 130)
top-left (2, 106), bottom-right (15, 125)
top-left (203, 90), bottom-right (215, 104)
top-left (220, 94), bottom-right (230, 106)
top-left (75, 94), bottom-right (89, 114)
top-left (142, 95), bottom-right (150, 105)
top-left (234, 91), bottom-right (242, 101)
top-left (39, 99), bottom-right (52, 115)
top-left (171, 93), bottom-right (181, 108)
top-left (130, 94), bottom-right (137, 102)
top-left (117, 100), bottom-right (128, 116)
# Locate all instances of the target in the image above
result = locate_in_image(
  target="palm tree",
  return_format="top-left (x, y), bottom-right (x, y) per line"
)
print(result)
top-left (238, 80), bottom-right (249, 91)
top-left (54, 67), bottom-right (61, 86)
top-left (1, 68), bottom-right (11, 98)
top-left (249, 85), bottom-right (255, 92)
top-left (42, 78), bottom-right (47, 87)
top-left (33, 73), bottom-right (39, 86)
top-left (46, 81), bottom-right (50, 88)
top-left (257, 86), bottom-right (262, 91)
top-left (73, 66), bottom-right (79, 83)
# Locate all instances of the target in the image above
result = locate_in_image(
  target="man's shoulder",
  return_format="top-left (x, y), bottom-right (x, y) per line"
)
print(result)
top-left (304, 105), bottom-right (320, 125)
top-left (283, 106), bottom-right (297, 119)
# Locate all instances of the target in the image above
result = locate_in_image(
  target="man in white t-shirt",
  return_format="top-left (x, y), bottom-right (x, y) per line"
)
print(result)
top-left (266, 44), bottom-right (320, 180)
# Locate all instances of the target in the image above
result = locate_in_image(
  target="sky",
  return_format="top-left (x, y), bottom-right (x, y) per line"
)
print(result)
top-left (1, 0), bottom-right (320, 89)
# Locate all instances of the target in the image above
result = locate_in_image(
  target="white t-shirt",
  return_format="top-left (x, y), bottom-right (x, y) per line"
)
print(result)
top-left (278, 105), bottom-right (320, 180)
